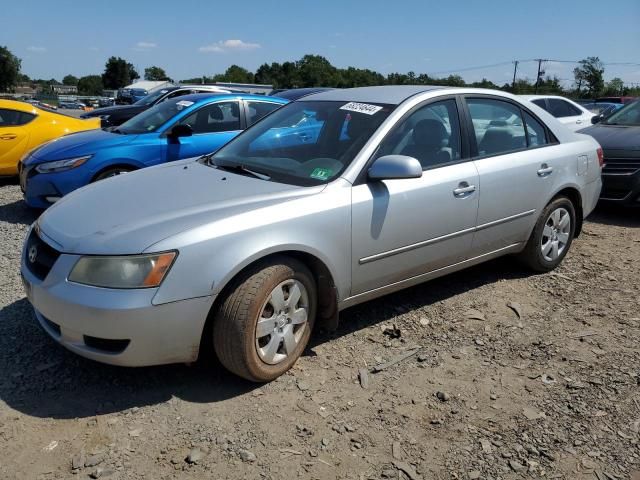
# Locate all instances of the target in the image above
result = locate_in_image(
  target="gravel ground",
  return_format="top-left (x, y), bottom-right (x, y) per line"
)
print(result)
top-left (0, 179), bottom-right (639, 480)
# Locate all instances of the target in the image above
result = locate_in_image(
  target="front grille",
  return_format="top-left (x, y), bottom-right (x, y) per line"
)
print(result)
top-left (83, 336), bottom-right (130, 353)
top-left (600, 187), bottom-right (630, 200)
top-left (603, 157), bottom-right (640, 175)
top-left (24, 230), bottom-right (61, 281)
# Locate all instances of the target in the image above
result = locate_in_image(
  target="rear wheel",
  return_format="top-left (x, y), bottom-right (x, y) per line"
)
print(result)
top-left (93, 167), bottom-right (134, 182)
top-left (518, 196), bottom-right (576, 272)
top-left (213, 257), bottom-right (316, 382)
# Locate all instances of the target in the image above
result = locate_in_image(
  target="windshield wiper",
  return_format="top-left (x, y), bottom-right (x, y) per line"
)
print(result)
top-left (214, 161), bottom-right (271, 181)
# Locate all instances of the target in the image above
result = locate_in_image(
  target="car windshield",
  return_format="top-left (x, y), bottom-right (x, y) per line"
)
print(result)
top-left (602, 101), bottom-right (640, 126)
top-left (134, 88), bottom-right (171, 106)
top-left (118, 97), bottom-right (194, 134)
top-left (208, 100), bottom-right (395, 186)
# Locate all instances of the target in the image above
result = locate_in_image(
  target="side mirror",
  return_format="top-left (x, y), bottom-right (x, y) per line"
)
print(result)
top-left (167, 123), bottom-right (193, 140)
top-left (591, 115), bottom-right (602, 125)
top-left (368, 155), bottom-right (422, 181)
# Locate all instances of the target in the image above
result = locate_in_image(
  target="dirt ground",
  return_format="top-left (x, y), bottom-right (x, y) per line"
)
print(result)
top-left (0, 179), bottom-right (639, 480)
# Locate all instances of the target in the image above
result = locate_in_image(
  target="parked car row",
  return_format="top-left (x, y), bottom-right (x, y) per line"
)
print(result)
top-left (15, 85), bottom-right (607, 382)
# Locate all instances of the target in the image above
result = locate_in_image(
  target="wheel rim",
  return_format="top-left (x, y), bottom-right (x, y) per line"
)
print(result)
top-left (541, 207), bottom-right (571, 262)
top-left (102, 169), bottom-right (129, 179)
top-left (255, 279), bottom-right (309, 365)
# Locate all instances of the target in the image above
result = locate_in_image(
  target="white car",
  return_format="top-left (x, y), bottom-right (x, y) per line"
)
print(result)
top-left (520, 95), bottom-right (595, 132)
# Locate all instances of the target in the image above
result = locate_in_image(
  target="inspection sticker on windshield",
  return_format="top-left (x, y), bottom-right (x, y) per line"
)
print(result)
top-left (340, 102), bottom-right (383, 115)
top-left (176, 100), bottom-right (194, 109)
top-left (310, 167), bottom-right (333, 180)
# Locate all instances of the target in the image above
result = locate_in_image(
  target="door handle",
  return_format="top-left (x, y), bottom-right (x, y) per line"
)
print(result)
top-left (453, 182), bottom-right (476, 197)
top-left (576, 119), bottom-right (582, 124)
top-left (0, 134), bottom-right (17, 140)
top-left (537, 164), bottom-right (553, 177)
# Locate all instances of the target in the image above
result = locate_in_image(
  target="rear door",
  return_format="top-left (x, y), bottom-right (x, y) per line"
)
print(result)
top-left (546, 98), bottom-right (589, 131)
top-left (0, 109), bottom-right (35, 173)
top-left (165, 100), bottom-right (242, 161)
top-left (463, 96), bottom-right (560, 256)
top-left (243, 100), bottom-right (284, 127)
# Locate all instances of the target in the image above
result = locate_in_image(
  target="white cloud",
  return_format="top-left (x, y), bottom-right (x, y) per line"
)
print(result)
top-left (134, 41), bottom-right (157, 50)
top-left (198, 39), bottom-right (261, 53)
top-left (27, 46), bottom-right (46, 53)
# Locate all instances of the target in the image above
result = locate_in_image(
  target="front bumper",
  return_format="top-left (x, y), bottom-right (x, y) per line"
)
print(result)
top-left (600, 157), bottom-right (640, 206)
top-left (21, 232), bottom-right (214, 366)
top-left (20, 161), bottom-right (92, 209)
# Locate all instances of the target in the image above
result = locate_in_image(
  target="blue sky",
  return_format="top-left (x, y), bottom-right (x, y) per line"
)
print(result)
top-left (3, 0), bottom-right (639, 87)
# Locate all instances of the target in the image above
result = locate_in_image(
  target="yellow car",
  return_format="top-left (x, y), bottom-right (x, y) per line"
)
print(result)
top-left (0, 100), bottom-right (100, 176)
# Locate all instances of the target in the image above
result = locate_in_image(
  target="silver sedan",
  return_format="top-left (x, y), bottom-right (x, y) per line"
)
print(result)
top-left (21, 86), bottom-right (602, 381)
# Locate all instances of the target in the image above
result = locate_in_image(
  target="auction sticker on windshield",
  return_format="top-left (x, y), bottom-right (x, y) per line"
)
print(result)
top-left (310, 167), bottom-right (333, 180)
top-left (340, 102), bottom-right (383, 115)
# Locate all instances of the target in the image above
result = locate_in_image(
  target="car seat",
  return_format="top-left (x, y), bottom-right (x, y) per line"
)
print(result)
top-left (401, 119), bottom-right (451, 168)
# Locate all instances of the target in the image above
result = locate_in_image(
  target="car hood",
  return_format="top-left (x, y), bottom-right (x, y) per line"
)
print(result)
top-left (82, 104), bottom-right (146, 118)
top-left (37, 159), bottom-right (318, 255)
top-left (25, 129), bottom-right (139, 163)
top-left (579, 124), bottom-right (640, 151)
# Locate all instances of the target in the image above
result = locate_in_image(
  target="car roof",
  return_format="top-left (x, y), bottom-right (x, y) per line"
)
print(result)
top-left (300, 85), bottom-right (447, 105)
top-left (271, 87), bottom-right (335, 101)
top-left (0, 99), bottom-right (41, 113)
top-left (178, 84), bottom-right (230, 90)
top-left (166, 93), bottom-right (289, 105)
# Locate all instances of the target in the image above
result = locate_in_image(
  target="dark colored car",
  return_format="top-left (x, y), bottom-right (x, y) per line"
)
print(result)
top-left (580, 101), bottom-right (640, 205)
top-left (268, 87), bottom-right (334, 101)
top-left (81, 85), bottom-right (229, 127)
top-left (117, 88), bottom-right (149, 105)
top-left (595, 96), bottom-right (637, 105)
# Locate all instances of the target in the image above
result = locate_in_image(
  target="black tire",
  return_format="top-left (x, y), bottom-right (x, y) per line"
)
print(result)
top-left (93, 166), bottom-right (134, 182)
top-left (213, 256), bottom-right (317, 382)
top-left (518, 196), bottom-right (576, 272)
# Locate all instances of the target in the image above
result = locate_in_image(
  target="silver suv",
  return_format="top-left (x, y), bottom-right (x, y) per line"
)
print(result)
top-left (21, 86), bottom-right (602, 381)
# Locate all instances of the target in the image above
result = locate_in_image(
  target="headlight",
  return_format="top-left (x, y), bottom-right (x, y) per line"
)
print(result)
top-left (35, 155), bottom-right (92, 174)
top-left (68, 252), bottom-right (177, 289)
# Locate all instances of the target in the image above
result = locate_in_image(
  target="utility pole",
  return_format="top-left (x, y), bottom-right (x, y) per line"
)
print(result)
top-left (512, 60), bottom-right (519, 92)
top-left (534, 58), bottom-right (546, 94)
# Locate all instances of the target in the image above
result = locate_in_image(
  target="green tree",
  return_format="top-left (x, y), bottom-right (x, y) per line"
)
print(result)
top-left (0, 45), bottom-right (22, 92)
top-left (77, 75), bottom-right (104, 96)
top-left (144, 66), bottom-right (170, 81)
top-left (604, 77), bottom-right (624, 96)
top-left (102, 57), bottom-right (139, 89)
top-left (215, 65), bottom-right (254, 84)
top-left (573, 57), bottom-right (605, 98)
top-left (62, 74), bottom-right (78, 86)
top-left (297, 55), bottom-right (337, 87)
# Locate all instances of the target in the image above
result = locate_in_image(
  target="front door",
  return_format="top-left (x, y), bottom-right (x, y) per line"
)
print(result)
top-left (351, 98), bottom-right (479, 295)
top-left (166, 101), bottom-right (242, 161)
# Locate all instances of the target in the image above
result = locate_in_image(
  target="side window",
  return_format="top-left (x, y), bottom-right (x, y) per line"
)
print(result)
top-left (179, 101), bottom-right (241, 134)
top-left (246, 101), bottom-right (281, 126)
top-left (466, 98), bottom-right (526, 156)
top-left (523, 111), bottom-right (549, 147)
top-left (0, 109), bottom-right (36, 127)
top-left (375, 99), bottom-right (462, 170)
top-left (531, 99), bottom-right (550, 113)
top-left (547, 99), bottom-right (581, 118)
top-left (165, 90), bottom-right (192, 101)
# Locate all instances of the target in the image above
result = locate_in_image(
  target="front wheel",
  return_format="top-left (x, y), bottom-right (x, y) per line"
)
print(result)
top-left (213, 257), bottom-right (317, 382)
top-left (93, 166), bottom-right (134, 182)
top-left (518, 196), bottom-right (576, 272)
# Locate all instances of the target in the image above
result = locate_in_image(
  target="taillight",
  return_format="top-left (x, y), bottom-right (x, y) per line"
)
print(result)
top-left (596, 147), bottom-right (604, 168)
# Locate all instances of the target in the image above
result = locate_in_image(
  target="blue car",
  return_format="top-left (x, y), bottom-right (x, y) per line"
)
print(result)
top-left (20, 93), bottom-right (287, 208)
